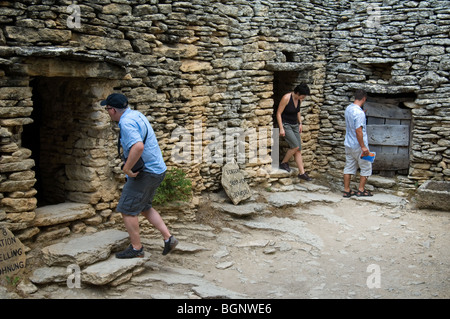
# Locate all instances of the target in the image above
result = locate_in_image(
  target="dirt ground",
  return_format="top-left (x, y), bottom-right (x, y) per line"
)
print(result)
top-left (190, 190), bottom-right (450, 299)
top-left (3, 182), bottom-right (450, 300)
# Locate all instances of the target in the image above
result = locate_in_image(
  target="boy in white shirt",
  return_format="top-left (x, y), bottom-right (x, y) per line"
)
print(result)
top-left (343, 89), bottom-right (373, 197)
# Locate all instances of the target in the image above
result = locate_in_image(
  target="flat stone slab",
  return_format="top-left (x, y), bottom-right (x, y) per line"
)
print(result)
top-left (29, 266), bottom-right (68, 284)
top-left (34, 202), bottom-right (96, 227)
top-left (192, 283), bottom-right (247, 299)
top-left (295, 206), bottom-right (353, 230)
top-left (82, 255), bottom-right (149, 285)
top-left (211, 202), bottom-right (266, 217)
top-left (267, 191), bottom-right (302, 207)
top-left (352, 193), bottom-right (408, 207)
top-left (142, 238), bottom-right (208, 254)
top-left (293, 183), bottom-right (331, 193)
top-left (367, 176), bottom-right (396, 188)
top-left (41, 229), bottom-right (129, 267)
top-left (244, 216), bottom-right (323, 250)
top-left (133, 266), bottom-right (246, 299)
top-left (133, 266), bottom-right (206, 286)
top-left (267, 191), bottom-right (341, 208)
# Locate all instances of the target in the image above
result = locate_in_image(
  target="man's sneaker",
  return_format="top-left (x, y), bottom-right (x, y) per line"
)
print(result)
top-left (115, 244), bottom-right (144, 259)
top-left (279, 162), bottom-right (291, 172)
top-left (298, 173), bottom-right (312, 181)
top-left (162, 236), bottom-right (179, 255)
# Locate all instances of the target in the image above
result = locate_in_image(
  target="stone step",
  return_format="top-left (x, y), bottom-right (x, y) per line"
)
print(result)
top-left (131, 266), bottom-right (247, 299)
top-left (33, 202), bottom-right (96, 227)
top-left (267, 190), bottom-right (342, 208)
top-left (31, 230), bottom-right (211, 288)
top-left (41, 229), bottom-right (129, 267)
top-left (352, 193), bottom-right (409, 207)
top-left (31, 229), bottom-right (149, 288)
top-left (31, 252), bottom-right (149, 288)
top-left (211, 201), bottom-right (266, 217)
top-left (82, 254), bottom-right (149, 286)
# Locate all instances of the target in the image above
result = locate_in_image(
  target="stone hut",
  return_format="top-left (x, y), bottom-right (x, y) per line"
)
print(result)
top-left (0, 0), bottom-right (449, 242)
top-left (317, 0), bottom-right (450, 190)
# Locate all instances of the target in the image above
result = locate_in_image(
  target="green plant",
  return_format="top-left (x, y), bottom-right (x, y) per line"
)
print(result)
top-left (5, 275), bottom-right (21, 287)
top-left (153, 167), bottom-right (192, 205)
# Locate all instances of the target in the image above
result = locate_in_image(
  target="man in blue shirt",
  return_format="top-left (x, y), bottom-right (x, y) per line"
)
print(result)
top-left (343, 89), bottom-right (373, 197)
top-left (102, 93), bottom-right (178, 258)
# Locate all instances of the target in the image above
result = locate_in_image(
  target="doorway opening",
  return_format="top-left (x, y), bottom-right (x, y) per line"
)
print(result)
top-left (272, 71), bottom-right (310, 168)
top-left (21, 77), bottom-right (116, 207)
top-left (273, 71), bottom-right (300, 125)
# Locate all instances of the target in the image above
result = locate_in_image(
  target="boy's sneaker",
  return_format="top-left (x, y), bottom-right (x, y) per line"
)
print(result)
top-left (115, 244), bottom-right (144, 259)
top-left (162, 236), bottom-right (179, 255)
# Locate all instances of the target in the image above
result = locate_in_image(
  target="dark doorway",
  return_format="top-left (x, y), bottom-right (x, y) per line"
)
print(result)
top-left (21, 76), bottom-right (119, 207)
top-left (272, 71), bottom-right (300, 127)
top-left (22, 77), bottom-right (73, 206)
top-left (272, 71), bottom-right (310, 168)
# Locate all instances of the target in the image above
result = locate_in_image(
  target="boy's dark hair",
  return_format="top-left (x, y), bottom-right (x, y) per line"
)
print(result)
top-left (354, 89), bottom-right (367, 100)
top-left (294, 83), bottom-right (310, 95)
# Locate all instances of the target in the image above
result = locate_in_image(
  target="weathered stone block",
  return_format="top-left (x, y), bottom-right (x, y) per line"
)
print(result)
top-left (0, 179), bottom-right (36, 192)
top-left (82, 255), bottom-right (149, 285)
top-left (41, 229), bottom-right (129, 267)
top-left (4, 26), bottom-right (71, 43)
top-left (1, 197), bottom-right (36, 213)
top-left (33, 202), bottom-right (96, 227)
top-left (180, 60), bottom-right (212, 72)
top-left (0, 87), bottom-right (32, 100)
top-left (221, 162), bottom-right (251, 205)
top-left (415, 181), bottom-right (450, 211)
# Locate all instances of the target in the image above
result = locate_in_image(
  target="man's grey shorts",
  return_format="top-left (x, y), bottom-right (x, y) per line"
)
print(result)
top-left (283, 122), bottom-right (302, 150)
top-left (117, 171), bottom-right (165, 216)
top-left (344, 147), bottom-right (372, 176)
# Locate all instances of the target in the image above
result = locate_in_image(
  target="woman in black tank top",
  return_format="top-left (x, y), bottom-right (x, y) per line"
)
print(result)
top-left (281, 94), bottom-right (301, 124)
top-left (275, 84), bottom-right (312, 181)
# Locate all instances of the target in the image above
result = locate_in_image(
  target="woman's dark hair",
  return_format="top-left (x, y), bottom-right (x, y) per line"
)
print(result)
top-left (294, 83), bottom-right (310, 95)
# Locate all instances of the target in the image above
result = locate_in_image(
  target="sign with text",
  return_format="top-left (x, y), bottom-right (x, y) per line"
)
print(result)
top-left (221, 162), bottom-right (251, 205)
top-left (0, 227), bottom-right (27, 279)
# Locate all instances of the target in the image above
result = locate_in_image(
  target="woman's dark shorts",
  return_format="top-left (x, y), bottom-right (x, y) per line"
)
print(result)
top-left (283, 122), bottom-right (302, 150)
top-left (117, 171), bottom-right (165, 216)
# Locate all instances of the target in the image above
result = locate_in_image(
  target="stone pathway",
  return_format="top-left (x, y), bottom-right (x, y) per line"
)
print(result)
top-left (2, 180), bottom-right (449, 299)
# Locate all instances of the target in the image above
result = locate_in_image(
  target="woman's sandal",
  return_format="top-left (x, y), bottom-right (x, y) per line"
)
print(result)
top-left (356, 189), bottom-right (373, 197)
top-left (343, 190), bottom-right (356, 198)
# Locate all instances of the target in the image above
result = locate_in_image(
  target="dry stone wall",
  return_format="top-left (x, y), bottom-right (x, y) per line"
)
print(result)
top-left (0, 0), bottom-right (448, 242)
top-left (318, 0), bottom-right (450, 188)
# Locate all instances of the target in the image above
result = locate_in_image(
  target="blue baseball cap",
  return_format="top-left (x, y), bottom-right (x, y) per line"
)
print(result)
top-left (100, 93), bottom-right (128, 108)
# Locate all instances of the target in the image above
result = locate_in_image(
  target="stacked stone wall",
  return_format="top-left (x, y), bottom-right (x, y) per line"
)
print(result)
top-left (0, 0), bottom-right (331, 241)
top-left (318, 0), bottom-right (450, 188)
top-left (0, 0), bottom-right (448, 242)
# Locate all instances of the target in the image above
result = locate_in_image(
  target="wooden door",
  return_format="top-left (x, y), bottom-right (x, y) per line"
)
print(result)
top-left (365, 97), bottom-right (412, 176)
